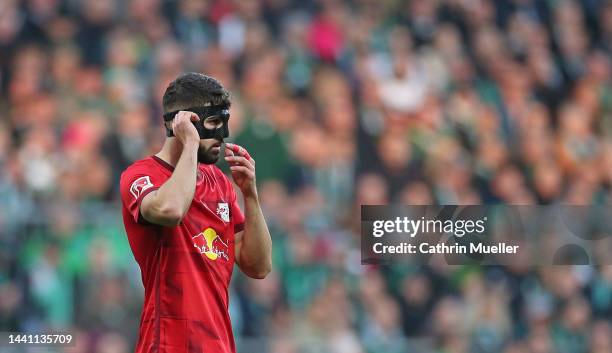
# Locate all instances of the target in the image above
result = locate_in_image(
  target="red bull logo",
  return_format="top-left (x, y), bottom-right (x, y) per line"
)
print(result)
top-left (192, 228), bottom-right (229, 261)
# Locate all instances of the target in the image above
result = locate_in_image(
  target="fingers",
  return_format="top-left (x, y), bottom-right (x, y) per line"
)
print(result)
top-left (172, 111), bottom-right (199, 126)
top-left (172, 111), bottom-right (200, 143)
top-left (225, 143), bottom-right (256, 183)
top-left (224, 143), bottom-right (255, 169)
top-left (225, 143), bottom-right (252, 161)
top-left (176, 111), bottom-right (199, 122)
top-left (172, 111), bottom-right (198, 127)
top-left (225, 155), bottom-right (254, 169)
top-left (230, 165), bottom-right (255, 179)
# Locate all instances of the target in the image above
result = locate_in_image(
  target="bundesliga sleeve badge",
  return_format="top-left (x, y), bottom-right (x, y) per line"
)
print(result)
top-left (130, 176), bottom-right (154, 199)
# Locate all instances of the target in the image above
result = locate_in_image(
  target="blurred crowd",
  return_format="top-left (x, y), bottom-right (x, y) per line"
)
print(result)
top-left (1, 0), bottom-right (612, 352)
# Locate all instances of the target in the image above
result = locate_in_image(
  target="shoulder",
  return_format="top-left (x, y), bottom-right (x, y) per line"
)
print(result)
top-left (120, 157), bottom-right (166, 204)
top-left (121, 157), bottom-right (162, 175)
top-left (120, 157), bottom-right (160, 184)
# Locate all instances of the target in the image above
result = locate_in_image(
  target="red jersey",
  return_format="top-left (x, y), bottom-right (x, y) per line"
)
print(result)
top-left (120, 155), bottom-right (244, 353)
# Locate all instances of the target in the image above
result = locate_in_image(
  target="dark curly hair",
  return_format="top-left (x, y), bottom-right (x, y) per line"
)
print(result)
top-left (162, 73), bottom-right (231, 114)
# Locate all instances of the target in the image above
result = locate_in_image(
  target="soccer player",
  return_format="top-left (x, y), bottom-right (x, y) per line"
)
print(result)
top-left (119, 73), bottom-right (272, 353)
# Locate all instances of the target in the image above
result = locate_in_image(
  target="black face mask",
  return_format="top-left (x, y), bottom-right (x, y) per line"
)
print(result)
top-left (163, 105), bottom-right (230, 139)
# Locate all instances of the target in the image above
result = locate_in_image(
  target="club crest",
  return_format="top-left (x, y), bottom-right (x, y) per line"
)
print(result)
top-left (216, 202), bottom-right (229, 222)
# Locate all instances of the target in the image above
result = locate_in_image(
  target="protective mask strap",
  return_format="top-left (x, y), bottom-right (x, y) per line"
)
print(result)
top-left (163, 106), bottom-right (230, 139)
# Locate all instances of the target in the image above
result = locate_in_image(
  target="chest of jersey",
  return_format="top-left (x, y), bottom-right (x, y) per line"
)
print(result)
top-left (161, 170), bottom-right (236, 279)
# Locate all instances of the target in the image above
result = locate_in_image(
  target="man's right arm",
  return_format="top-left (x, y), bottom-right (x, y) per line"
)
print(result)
top-left (140, 111), bottom-right (201, 227)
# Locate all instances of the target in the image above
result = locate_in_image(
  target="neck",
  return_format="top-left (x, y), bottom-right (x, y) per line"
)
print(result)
top-left (155, 138), bottom-right (185, 168)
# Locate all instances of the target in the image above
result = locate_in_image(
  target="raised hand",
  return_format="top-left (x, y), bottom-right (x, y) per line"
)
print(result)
top-left (172, 111), bottom-right (200, 146)
top-left (224, 143), bottom-right (256, 197)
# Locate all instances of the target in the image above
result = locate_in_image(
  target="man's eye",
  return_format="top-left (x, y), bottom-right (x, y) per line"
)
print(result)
top-left (204, 118), bottom-right (223, 127)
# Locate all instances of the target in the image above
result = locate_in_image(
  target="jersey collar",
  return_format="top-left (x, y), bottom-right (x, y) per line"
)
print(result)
top-left (152, 155), bottom-right (175, 172)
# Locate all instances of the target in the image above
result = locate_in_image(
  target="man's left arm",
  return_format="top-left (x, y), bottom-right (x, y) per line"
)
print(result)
top-left (225, 143), bottom-right (272, 279)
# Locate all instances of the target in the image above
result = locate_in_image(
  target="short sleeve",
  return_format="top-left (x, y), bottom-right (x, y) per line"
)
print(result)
top-left (120, 167), bottom-right (163, 224)
top-left (228, 181), bottom-right (245, 234)
top-left (231, 196), bottom-right (245, 233)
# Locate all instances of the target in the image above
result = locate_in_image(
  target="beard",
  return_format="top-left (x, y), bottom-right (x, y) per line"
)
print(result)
top-left (197, 141), bottom-right (222, 164)
top-left (197, 147), bottom-right (219, 164)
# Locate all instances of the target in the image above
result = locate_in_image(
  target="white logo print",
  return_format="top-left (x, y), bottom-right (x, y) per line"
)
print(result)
top-left (130, 176), bottom-right (153, 199)
top-left (216, 202), bottom-right (230, 222)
